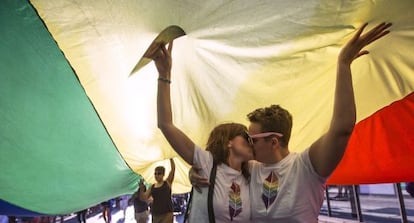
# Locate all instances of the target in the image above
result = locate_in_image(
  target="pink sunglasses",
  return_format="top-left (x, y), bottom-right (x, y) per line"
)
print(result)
top-left (239, 131), bottom-right (283, 145)
top-left (250, 132), bottom-right (283, 138)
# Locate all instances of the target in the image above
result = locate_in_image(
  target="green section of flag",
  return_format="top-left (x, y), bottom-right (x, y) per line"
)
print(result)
top-left (0, 0), bottom-right (138, 214)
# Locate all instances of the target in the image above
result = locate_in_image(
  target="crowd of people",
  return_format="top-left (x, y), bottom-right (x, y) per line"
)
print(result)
top-left (3, 189), bottom-right (188, 223)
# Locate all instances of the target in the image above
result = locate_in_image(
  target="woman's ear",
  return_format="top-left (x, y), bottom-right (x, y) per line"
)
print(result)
top-left (228, 140), bottom-right (233, 148)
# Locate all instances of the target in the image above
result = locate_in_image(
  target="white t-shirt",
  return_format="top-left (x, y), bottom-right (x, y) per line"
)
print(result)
top-left (249, 148), bottom-right (326, 223)
top-left (188, 146), bottom-right (251, 223)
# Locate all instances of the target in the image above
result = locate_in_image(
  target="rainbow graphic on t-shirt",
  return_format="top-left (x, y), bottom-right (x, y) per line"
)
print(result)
top-left (229, 182), bottom-right (242, 220)
top-left (262, 171), bottom-right (278, 209)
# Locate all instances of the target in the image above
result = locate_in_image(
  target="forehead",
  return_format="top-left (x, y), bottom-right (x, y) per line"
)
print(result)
top-left (248, 122), bottom-right (262, 135)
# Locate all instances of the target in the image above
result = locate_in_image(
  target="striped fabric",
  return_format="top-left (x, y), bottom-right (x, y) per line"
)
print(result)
top-left (1, 0), bottom-right (413, 215)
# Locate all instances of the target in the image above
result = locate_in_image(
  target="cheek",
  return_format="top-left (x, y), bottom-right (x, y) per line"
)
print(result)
top-left (253, 143), bottom-right (266, 155)
top-left (254, 149), bottom-right (266, 159)
top-left (253, 142), bottom-right (262, 150)
top-left (231, 137), bottom-right (252, 148)
top-left (240, 143), bottom-right (254, 154)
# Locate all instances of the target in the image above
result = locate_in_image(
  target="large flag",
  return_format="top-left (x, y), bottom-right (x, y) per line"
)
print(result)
top-left (1, 0), bottom-right (413, 215)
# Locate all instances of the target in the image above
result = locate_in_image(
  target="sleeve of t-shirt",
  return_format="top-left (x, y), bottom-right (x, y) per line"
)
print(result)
top-left (193, 145), bottom-right (213, 179)
top-left (248, 160), bottom-right (258, 172)
top-left (300, 148), bottom-right (327, 183)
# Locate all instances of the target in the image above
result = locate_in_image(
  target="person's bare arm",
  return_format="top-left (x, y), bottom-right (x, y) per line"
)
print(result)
top-left (129, 190), bottom-right (139, 203)
top-left (166, 158), bottom-right (175, 185)
top-left (151, 42), bottom-right (195, 164)
top-left (309, 22), bottom-right (392, 177)
top-left (139, 182), bottom-right (152, 201)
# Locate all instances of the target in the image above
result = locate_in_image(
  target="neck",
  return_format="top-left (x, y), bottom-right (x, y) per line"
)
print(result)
top-left (227, 156), bottom-right (242, 171)
top-left (156, 180), bottom-right (163, 185)
top-left (276, 148), bottom-right (290, 162)
top-left (264, 147), bottom-right (290, 164)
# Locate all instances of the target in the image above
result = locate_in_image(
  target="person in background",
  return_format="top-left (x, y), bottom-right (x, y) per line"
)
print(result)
top-left (118, 195), bottom-right (130, 220)
top-left (406, 182), bottom-right (414, 198)
top-left (130, 179), bottom-right (150, 223)
top-left (140, 159), bottom-right (175, 223)
top-left (101, 199), bottom-right (113, 223)
top-left (76, 209), bottom-right (88, 223)
top-left (332, 185), bottom-right (351, 201)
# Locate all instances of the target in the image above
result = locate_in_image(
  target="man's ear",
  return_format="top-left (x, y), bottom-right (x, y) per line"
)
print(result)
top-left (272, 137), bottom-right (279, 146)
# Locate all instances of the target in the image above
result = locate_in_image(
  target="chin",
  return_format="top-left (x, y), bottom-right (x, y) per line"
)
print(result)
top-left (254, 155), bottom-right (265, 163)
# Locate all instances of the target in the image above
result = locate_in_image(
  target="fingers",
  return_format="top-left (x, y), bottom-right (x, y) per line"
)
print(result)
top-left (149, 42), bottom-right (172, 63)
top-left (191, 177), bottom-right (210, 194)
top-left (147, 41), bottom-right (171, 61)
top-left (189, 165), bottom-right (209, 193)
top-left (148, 50), bottom-right (161, 61)
top-left (351, 23), bottom-right (368, 43)
top-left (159, 41), bottom-right (173, 59)
top-left (192, 176), bottom-right (209, 185)
top-left (366, 23), bottom-right (392, 45)
top-left (192, 166), bottom-right (202, 172)
top-left (167, 41), bottom-right (173, 53)
top-left (364, 22), bottom-right (386, 38)
top-left (351, 22), bottom-right (392, 47)
top-left (354, 50), bottom-right (369, 60)
top-left (194, 186), bottom-right (202, 193)
top-left (361, 22), bottom-right (392, 45)
top-left (371, 22), bottom-right (392, 36)
top-left (366, 30), bottom-right (390, 45)
top-left (146, 42), bottom-right (162, 59)
top-left (191, 174), bottom-right (209, 185)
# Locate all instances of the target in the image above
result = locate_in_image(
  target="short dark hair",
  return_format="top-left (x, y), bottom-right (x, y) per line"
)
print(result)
top-left (155, 166), bottom-right (165, 174)
top-left (247, 104), bottom-right (292, 148)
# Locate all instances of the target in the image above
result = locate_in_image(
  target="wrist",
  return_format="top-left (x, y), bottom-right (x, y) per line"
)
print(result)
top-left (158, 77), bottom-right (171, 84)
top-left (337, 58), bottom-right (352, 67)
top-left (337, 53), bottom-right (353, 65)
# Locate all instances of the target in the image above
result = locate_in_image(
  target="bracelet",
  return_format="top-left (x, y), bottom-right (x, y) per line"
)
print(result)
top-left (158, 77), bottom-right (171, 84)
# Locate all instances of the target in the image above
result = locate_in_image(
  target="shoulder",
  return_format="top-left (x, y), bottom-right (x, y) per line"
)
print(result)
top-left (297, 148), bottom-right (310, 164)
top-left (193, 146), bottom-right (213, 168)
top-left (297, 148), bottom-right (326, 182)
top-left (248, 160), bottom-right (260, 169)
top-left (164, 180), bottom-right (172, 188)
top-left (194, 145), bottom-right (212, 159)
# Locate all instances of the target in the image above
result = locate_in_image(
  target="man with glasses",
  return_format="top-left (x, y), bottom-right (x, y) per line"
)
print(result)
top-left (191, 22), bottom-right (392, 222)
top-left (247, 104), bottom-right (325, 222)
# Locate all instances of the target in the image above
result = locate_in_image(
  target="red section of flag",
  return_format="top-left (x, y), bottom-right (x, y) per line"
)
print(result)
top-left (328, 92), bottom-right (414, 184)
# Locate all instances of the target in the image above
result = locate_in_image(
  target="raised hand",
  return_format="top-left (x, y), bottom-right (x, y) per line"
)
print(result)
top-left (148, 41), bottom-right (173, 77)
top-left (339, 22), bottom-right (392, 64)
